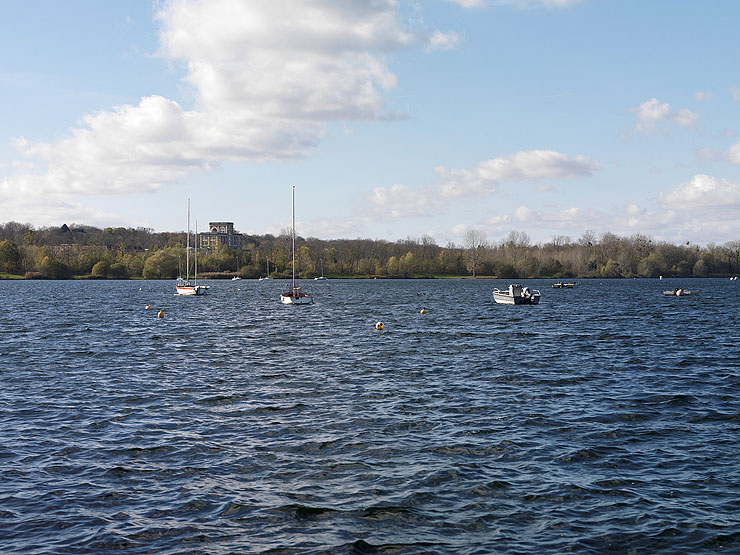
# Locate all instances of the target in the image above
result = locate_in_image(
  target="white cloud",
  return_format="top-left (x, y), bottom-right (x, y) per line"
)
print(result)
top-left (365, 149), bottom-right (600, 222)
top-left (436, 150), bottom-right (601, 198)
top-left (727, 141), bottom-right (740, 164)
top-left (631, 98), bottom-right (698, 134)
top-left (694, 91), bottom-right (713, 101)
top-left (660, 174), bottom-right (740, 210)
top-left (364, 183), bottom-right (446, 221)
top-left (1, 0), bottom-right (446, 225)
top-left (426, 30), bottom-right (461, 52)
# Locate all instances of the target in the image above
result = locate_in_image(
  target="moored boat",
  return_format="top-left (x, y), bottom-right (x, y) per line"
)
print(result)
top-left (664, 287), bottom-right (692, 296)
top-left (281, 186), bottom-right (313, 305)
top-left (176, 200), bottom-right (209, 296)
top-left (259, 257), bottom-right (272, 281)
top-left (493, 284), bottom-right (541, 305)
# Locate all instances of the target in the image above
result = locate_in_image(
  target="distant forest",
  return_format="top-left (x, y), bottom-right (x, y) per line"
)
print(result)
top-left (0, 221), bottom-right (739, 280)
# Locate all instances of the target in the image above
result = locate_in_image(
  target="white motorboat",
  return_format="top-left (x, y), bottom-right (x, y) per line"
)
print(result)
top-left (493, 284), bottom-right (540, 305)
top-left (176, 200), bottom-right (209, 296)
top-left (281, 186), bottom-right (313, 304)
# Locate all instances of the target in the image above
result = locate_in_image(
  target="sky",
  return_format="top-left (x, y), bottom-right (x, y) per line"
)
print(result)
top-left (2, 0), bottom-right (740, 246)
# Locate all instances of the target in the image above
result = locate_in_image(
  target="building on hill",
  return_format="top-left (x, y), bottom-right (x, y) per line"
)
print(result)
top-left (198, 222), bottom-right (243, 250)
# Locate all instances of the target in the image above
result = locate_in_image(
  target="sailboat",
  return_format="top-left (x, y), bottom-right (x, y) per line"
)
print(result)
top-left (280, 186), bottom-right (313, 304)
top-left (259, 257), bottom-right (272, 281)
top-left (176, 199), bottom-right (209, 296)
top-left (314, 259), bottom-right (327, 280)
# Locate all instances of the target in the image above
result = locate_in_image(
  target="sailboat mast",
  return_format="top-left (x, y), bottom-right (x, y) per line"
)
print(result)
top-left (186, 198), bottom-right (190, 281)
top-left (195, 221), bottom-right (198, 286)
top-left (291, 185), bottom-right (296, 291)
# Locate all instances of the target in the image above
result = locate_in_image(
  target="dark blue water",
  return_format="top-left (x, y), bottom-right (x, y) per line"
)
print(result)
top-left (1, 278), bottom-right (739, 553)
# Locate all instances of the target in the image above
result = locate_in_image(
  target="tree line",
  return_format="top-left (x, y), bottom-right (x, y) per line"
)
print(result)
top-left (1, 221), bottom-right (739, 280)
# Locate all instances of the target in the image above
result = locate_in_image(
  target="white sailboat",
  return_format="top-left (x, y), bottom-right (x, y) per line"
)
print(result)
top-left (259, 257), bottom-right (272, 281)
top-left (314, 259), bottom-right (327, 280)
top-left (176, 199), bottom-right (209, 296)
top-left (280, 186), bottom-right (313, 304)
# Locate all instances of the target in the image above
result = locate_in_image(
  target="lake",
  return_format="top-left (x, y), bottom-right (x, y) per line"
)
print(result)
top-left (1, 278), bottom-right (739, 553)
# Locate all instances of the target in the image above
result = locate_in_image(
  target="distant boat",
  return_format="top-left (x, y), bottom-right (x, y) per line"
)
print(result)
top-left (493, 284), bottom-right (540, 305)
top-left (259, 257), bottom-right (272, 281)
top-left (280, 187), bottom-right (313, 304)
top-left (176, 200), bottom-right (209, 296)
top-left (664, 287), bottom-right (692, 296)
top-left (552, 281), bottom-right (576, 288)
top-left (314, 259), bottom-right (327, 280)
top-left (231, 276), bottom-right (241, 281)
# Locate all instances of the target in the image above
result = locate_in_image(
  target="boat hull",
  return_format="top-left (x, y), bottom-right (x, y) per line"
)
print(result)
top-left (493, 284), bottom-right (541, 305)
top-left (493, 291), bottom-right (540, 305)
top-left (176, 285), bottom-right (208, 296)
top-left (280, 292), bottom-right (313, 304)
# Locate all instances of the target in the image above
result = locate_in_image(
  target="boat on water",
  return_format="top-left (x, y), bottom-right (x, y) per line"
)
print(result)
top-left (314, 259), bottom-right (327, 280)
top-left (281, 186), bottom-right (313, 305)
top-left (176, 200), bottom-right (209, 296)
top-left (493, 284), bottom-right (541, 305)
top-left (231, 276), bottom-right (241, 281)
top-left (664, 287), bottom-right (692, 296)
top-left (259, 257), bottom-right (272, 281)
top-left (552, 281), bottom-right (576, 288)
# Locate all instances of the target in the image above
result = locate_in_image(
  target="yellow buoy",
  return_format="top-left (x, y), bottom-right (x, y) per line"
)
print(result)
top-left (420, 308), bottom-right (427, 314)
top-left (157, 310), bottom-right (164, 318)
top-left (375, 321), bottom-right (384, 330)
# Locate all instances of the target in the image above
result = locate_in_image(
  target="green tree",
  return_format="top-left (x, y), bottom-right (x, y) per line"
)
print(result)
top-left (0, 240), bottom-right (22, 274)
top-left (91, 260), bottom-right (110, 278)
top-left (142, 250), bottom-right (178, 279)
top-left (38, 256), bottom-right (73, 279)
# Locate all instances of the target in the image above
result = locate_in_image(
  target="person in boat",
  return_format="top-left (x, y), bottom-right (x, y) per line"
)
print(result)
top-left (522, 286), bottom-right (531, 298)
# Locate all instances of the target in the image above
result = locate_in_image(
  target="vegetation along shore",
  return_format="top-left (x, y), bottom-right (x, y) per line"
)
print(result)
top-left (1, 222), bottom-right (738, 280)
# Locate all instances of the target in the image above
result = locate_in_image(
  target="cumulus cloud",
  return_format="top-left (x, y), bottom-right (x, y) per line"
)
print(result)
top-left (631, 98), bottom-right (699, 134)
top-left (1, 0), bottom-right (451, 224)
top-left (365, 149), bottom-right (600, 221)
top-left (436, 150), bottom-right (601, 198)
top-left (660, 174), bottom-right (740, 210)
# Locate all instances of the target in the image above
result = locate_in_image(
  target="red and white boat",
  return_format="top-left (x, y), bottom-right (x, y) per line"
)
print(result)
top-left (281, 186), bottom-right (312, 304)
top-left (176, 200), bottom-right (209, 296)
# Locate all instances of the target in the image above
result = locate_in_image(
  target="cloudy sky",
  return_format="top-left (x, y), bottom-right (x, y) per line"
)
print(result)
top-left (2, 0), bottom-right (740, 245)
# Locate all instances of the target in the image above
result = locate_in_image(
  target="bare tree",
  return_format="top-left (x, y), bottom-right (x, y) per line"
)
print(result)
top-left (463, 229), bottom-right (487, 277)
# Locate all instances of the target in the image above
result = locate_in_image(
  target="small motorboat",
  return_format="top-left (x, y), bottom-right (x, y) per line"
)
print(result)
top-left (552, 281), bottom-right (576, 288)
top-left (664, 287), bottom-right (692, 296)
top-left (493, 284), bottom-right (541, 305)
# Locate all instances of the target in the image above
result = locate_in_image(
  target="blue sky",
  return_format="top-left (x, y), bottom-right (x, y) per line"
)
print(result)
top-left (2, 0), bottom-right (740, 245)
